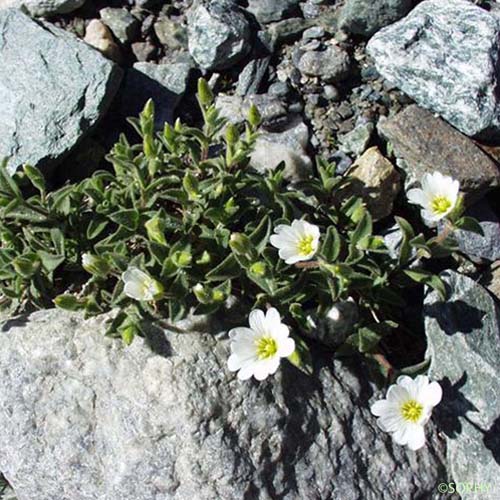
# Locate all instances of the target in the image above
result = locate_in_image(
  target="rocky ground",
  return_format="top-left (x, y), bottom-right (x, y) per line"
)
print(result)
top-left (0, 0), bottom-right (500, 499)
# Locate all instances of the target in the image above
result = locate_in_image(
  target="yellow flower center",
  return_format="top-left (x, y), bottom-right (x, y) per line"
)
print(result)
top-left (255, 336), bottom-right (278, 360)
top-left (431, 196), bottom-right (452, 215)
top-left (297, 235), bottom-right (314, 256)
top-left (401, 400), bottom-right (424, 423)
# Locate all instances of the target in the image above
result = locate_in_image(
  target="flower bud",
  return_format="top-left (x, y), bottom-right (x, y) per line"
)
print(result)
top-left (81, 253), bottom-right (110, 277)
top-left (229, 233), bottom-right (251, 256)
top-left (173, 250), bottom-right (192, 268)
top-left (249, 261), bottom-right (267, 277)
top-left (197, 78), bottom-right (214, 107)
top-left (248, 104), bottom-right (261, 128)
top-left (193, 283), bottom-right (211, 304)
top-left (225, 123), bottom-right (239, 145)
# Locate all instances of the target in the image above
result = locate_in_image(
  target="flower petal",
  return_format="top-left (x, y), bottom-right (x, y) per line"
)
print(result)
top-left (370, 399), bottom-right (390, 416)
top-left (277, 337), bottom-right (295, 357)
top-left (422, 381), bottom-right (443, 408)
top-left (124, 281), bottom-right (144, 300)
top-left (406, 425), bottom-right (426, 450)
top-left (249, 309), bottom-right (267, 335)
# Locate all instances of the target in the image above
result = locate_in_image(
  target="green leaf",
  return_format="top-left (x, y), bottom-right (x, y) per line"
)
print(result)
top-left (54, 294), bottom-right (81, 311)
top-left (109, 209), bottom-right (140, 231)
top-left (248, 215), bottom-right (271, 254)
top-left (37, 251), bottom-right (65, 273)
top-left (351, 211), bottom-right (372, 247)
top-left (13, 253), bottom-right (40, 278)
top-left (395, 216), bottom-right (415, 265)
top-left (3, 205), bottom-right (47, 223)
top-left (205, 254), bottom-right (241, 282)
top-left (321, 225), bottom-right (341, 262)
top-left (287, 335), bottom-right (313, 375)
top-left (87, 219), bottom-right (109, 240)
top-left (23, 164), bottom-right (46, 194)
top-left (0, 161), bottom-right (22, 199)
top-left (404, 269), bottom-right (447, 300)
top-left (454, 216), bottom-right (484, 236)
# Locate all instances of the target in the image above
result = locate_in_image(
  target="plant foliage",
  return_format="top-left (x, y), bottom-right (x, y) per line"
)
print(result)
top-left (0, 79), bottom-right (477, 372)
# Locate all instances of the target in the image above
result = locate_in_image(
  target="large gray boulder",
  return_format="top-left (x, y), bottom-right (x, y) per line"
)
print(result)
top-left (0, 0), bottom-right (86, 17)
top-left (425, 271), bottom-right (500, 499)
top-left (367, 0), bottom-right (500, 139)
top-left (0, 308), bottom-right (448, 500)
top-left (187, 0), bottom-right (251, 70)
top-left (0, 9), bottom-right (122, 175)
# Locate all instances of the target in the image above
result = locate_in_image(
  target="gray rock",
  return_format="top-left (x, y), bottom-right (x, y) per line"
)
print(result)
top-left (154, 15), bottom-right (188, 51)
top-left (100, 7), bottom-right (139, 44)
top-left (480, 260), bottom-right (500, 302)
top-left (0, 9), bottom-right (122, 175)
top-left (425, 271), bottom-right (500, 499)
top-left (0, 0), bottom-right (85, 17)
top-left (298, 44), bottom-right (352, 82)
top-left (367, 0), bottom-right (500, 139)
top-left (235, 57), bottom-right (270, 97)
top-left (302, 26), bottom-right (325, 40)
top-left (268, 17), bottom-right (315, 45)
top-left (0, 308), bottom-right (448, 500)
top-left (131, 40), bottom-right (157, 62)
top-left (215, 93), bottom-right (288, 128)
top-left (339, 122), bottom-right (374, 157)
top-left (378, 106), bottom-right (500, 200)
top-left (250, 116), bottom-right (312, 181)
top-left (453, 200), bottom-right (500, 262)
top-left (339, 0), bottom-right (413, 37)
top-left (187, 0), bottom-right (251, 70)
top-left (122, 62), bottom-right (192, 127)
top-left (247, 0), bottom-right (299, 24)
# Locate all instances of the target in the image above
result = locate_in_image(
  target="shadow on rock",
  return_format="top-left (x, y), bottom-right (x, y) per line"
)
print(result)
top-left (433, 373), bottom-right (478, 439)
top-left (424, 299), bottom-right (486, 335)
top-left (483, 415), bottom-right (500, 465)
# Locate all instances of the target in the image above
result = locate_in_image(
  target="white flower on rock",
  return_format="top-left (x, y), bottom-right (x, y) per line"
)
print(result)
top-left (407, 171), bottom-right (460, 223)
top-left (227, 308), bottom-right (296, 381)
top-left (370, 375), bottom-right (442, 450)
top-left (121, 267), bottom-right (164, 301)
top-left (269, 219), bottom-right (320, 264)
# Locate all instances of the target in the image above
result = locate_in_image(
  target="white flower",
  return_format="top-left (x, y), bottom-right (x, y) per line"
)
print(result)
top-left (370, 375), bottom-right (442, 450)
top-left (269, 219), bottom-right (320, 264)
top-left (227, 308), bottom-right (296, 381)
top-left (121, 267), bottom-right (164, 301)
top-left (407, 172), bottom-right (460, 223)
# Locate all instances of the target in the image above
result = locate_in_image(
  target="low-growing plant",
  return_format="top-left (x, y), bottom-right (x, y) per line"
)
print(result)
top-left (0, 79), bottom-right (482, 375)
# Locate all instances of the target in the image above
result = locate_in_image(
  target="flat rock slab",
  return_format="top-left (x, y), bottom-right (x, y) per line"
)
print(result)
top-left (425, 271), bottom-right (500, 500)
top-left (0, 0), bottom-right (86, 17)
top-left (379, 105), bottom-right (500, 199)
top-left (0, 9), bottom-right (122, 175)
top-left (0, 309), bottom-right (448, 500)
top-left (367, 0), bottom-right (500, 139)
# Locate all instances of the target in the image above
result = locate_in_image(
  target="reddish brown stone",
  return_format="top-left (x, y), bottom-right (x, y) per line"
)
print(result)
top-left (379, 105), bottom-right (500, 200)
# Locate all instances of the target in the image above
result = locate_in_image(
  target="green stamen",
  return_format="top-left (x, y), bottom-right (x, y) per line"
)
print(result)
top-left (401, 400), bottom-right (423, 423)
top-left (431, 196), bottom-right (452, 215)
top-left (255, 337), bottom-right (278, 360)
top-left (297, 235), bottom-right (314, 256)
